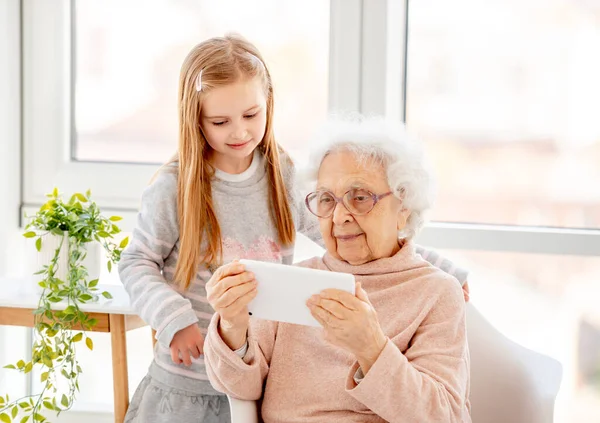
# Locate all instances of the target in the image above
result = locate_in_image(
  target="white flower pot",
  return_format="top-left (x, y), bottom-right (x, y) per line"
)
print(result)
top-left (25, 232), bottom-right (102, 293)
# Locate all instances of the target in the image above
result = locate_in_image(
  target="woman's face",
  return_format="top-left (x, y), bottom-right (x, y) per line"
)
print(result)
top-left (316, 150), bottom-right (410, 265)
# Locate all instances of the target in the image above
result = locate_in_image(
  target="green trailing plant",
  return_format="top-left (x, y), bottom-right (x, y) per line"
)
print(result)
top-left (0, 188), bottom-right (129, 423)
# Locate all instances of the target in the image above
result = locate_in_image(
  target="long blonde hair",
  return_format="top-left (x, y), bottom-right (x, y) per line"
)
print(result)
top-left (163, 34), bottom-right (295, 289)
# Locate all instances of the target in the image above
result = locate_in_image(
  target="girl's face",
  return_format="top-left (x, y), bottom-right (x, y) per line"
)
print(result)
top-left (200, 77), bottom-right (268, 174)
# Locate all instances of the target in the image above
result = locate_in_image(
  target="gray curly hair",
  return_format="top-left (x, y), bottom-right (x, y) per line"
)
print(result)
top-left (301, 115), bottom-right (435, 240)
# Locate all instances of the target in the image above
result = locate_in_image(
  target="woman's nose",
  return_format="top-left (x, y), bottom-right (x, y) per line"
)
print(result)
top-left (331, 200), bottom-right (353, 225)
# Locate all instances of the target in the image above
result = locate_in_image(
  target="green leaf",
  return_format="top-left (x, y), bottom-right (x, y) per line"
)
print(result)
top-left (11, 406), bottom-right (17, 419)
top-left (18, 403), bottom-right (29, 409)
top-left (107, 261), bottom-right (112, 272)
top-left (16, 360), bottom-right (25, 369)
top-left (63, 306), bottom-right (76, 315)
top-left (24, 362), bottom-right (33, 373)
top-left (85, 337), bottom-right (93, 351)
top-left (23, 231), bottom-right (36, 238)
top-left (101, 291), bottom-right (113, 299)
top-left (72, 333), bottom-right (83, 342)
top-left (3, 364), bottom-right (16, 369)
top-left (20, 416), bottom-right (29, 423)
top-left (97, 231), bottom-right (110, 238)
top-left (78, 294), bottom-right (93, 302)
top-left (52, 187), bottom-right (58, 198)
top-left (0, 413), bottom-right (11, 423)
top-left (35, 237), bottom-right (42, 252)
top-left (60, 395), bottom-right (68, 408)
top-left (86, 189), bottom-right (91, 197)
top-left (42, 402), bottom-right (53, 411)
top-left (75, 193), bottom-right (87, 202)
top-left (40, 372), bottom-right (49, 382)
top-left (88, 279), bottom-right (99, 287)
top-left (119, 236), bottom-right (129, 249)
top-left (33, 413), bottom-right (45, 422)
top-left (109, 216), bottom-right (122, 222)
top-left (42, 356), bottom-right (52, 368)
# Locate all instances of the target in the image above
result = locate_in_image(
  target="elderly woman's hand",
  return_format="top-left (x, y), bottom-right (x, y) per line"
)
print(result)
top-left (206, 261), bottom-right (257, 350)
top-left (307, 282), bottom-right (387, 374)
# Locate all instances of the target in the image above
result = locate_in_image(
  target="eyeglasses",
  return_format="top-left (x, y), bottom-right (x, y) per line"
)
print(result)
top-left (305, 188), bottom-right (393, 218)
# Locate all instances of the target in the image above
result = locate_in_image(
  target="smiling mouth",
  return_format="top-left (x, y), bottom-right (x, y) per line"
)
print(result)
top-left (335, 233), bottom-right (363, 241)
top-left (226, 140), bottom-right (251, 148)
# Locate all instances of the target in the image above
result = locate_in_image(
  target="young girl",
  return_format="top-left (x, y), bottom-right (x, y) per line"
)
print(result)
top-left (119, 34), bottom-right (469, 423)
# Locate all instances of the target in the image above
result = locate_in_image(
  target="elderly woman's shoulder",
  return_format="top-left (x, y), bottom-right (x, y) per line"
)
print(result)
top-left (411, 262), bottom-right (465, 306)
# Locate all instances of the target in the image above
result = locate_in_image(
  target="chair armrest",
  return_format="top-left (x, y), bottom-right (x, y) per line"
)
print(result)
top-left (228, 396), bottom-right (259, 423)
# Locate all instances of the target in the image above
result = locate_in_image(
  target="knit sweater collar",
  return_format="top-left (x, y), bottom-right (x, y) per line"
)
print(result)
top-left (322, 241), bottom-right (417, 276)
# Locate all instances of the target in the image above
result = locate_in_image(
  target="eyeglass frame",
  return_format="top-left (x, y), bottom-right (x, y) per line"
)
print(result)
top-left (305, 188), bottom-right (394, 218)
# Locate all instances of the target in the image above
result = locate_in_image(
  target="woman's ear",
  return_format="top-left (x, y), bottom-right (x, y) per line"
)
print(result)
top-left (396, 208), bottom-right (411, 231)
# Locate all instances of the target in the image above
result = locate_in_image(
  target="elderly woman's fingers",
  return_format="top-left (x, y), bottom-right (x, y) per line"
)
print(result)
top-left (207, 262), bottom-right (245, 289)
top-left (355, 282), bottom-right (373, 306)
top-left (313, 298), bottom-right (347, 319)
top-left (308, 303), bottom-right (343, 328)
top-left (217, 286), bottom-right (258, 319)
top-left (215, 279), bottom-right (257, 309)
top-left (207, 271), bottom-right (254, 303)
top-left (318, 289), bottom-right (360, 310)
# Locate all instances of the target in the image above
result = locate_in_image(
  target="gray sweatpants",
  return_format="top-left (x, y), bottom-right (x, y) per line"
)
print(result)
top-left (124, 374), bottom-right (231, 423)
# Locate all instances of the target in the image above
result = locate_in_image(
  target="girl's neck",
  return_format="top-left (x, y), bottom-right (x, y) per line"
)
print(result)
top-left (210, 151), bottom-right (254, 175)
top-left (212, 150), bottom-right (263, 183)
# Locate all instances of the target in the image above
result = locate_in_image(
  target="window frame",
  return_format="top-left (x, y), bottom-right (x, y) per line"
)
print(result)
top-left (21, 0), bottom-right (600, 252)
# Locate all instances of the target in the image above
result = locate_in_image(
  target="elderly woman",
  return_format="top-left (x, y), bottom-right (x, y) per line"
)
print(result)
top-left (203, 118), bottom-right (471, 422)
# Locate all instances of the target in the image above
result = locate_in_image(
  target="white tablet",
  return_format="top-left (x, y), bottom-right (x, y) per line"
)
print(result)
top-left (240, 259), bottom-right (355, 327)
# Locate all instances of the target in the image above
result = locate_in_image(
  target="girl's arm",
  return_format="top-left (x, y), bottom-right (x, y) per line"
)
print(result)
top-left (118, 170), bottom-right (198, 349)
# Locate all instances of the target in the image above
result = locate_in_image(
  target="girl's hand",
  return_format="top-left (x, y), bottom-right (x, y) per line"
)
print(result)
top-left (170, 323), bottom-right (204, 366)
top-left (307, 282), bottom-right (387, 375)
top-left (206, 261), bottom-right (257, 350)
top-left (463, 281), bottom-right (470, 302)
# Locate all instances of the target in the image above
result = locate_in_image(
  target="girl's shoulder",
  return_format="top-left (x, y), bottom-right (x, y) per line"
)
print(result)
top-left (146, 163), bottom-right (179, 198)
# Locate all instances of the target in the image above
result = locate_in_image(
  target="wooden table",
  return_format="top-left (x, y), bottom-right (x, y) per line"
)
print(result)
top-left (0, 277), bottom-right (145, 423)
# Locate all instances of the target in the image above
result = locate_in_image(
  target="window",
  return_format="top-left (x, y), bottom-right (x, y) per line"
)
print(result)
top-left (406, 0), bottom-right (600, 228)
top-left (22, 0), bottom-right (349, 212)
top-left (74, 0), bottom-right (330, 164)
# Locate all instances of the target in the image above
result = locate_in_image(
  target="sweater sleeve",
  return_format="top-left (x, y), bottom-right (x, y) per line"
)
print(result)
top-left (345, 277), bottom-right (470, 423)
top-left (118, 169), bottom-right (198, 348)
top-left (415, 245), bottom-right (469, 286)
top-left (204, 314), bottom-right (278, 400)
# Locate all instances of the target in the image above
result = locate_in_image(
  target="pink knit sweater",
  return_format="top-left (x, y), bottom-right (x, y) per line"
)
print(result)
top-left (204, 242), bottom-right (471, 422)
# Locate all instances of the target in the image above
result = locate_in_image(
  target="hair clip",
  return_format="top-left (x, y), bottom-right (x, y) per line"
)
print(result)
top-left (195, 69), bottom-right (203, 92)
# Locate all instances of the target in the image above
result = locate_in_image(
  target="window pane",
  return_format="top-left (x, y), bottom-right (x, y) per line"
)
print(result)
top-left (74, 0), bottom-right (330, 164)
top-left (406, 0), bottom-right (600, 228)
top-left (441, 249), bottom-right (600, 423)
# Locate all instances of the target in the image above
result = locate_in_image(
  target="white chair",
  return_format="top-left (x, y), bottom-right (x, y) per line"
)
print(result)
top-left (227, 303), bottom-right (563, 423)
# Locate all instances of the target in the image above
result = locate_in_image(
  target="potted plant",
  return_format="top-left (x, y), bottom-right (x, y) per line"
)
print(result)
top-left (0, 188), bottom-right (129, 423)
